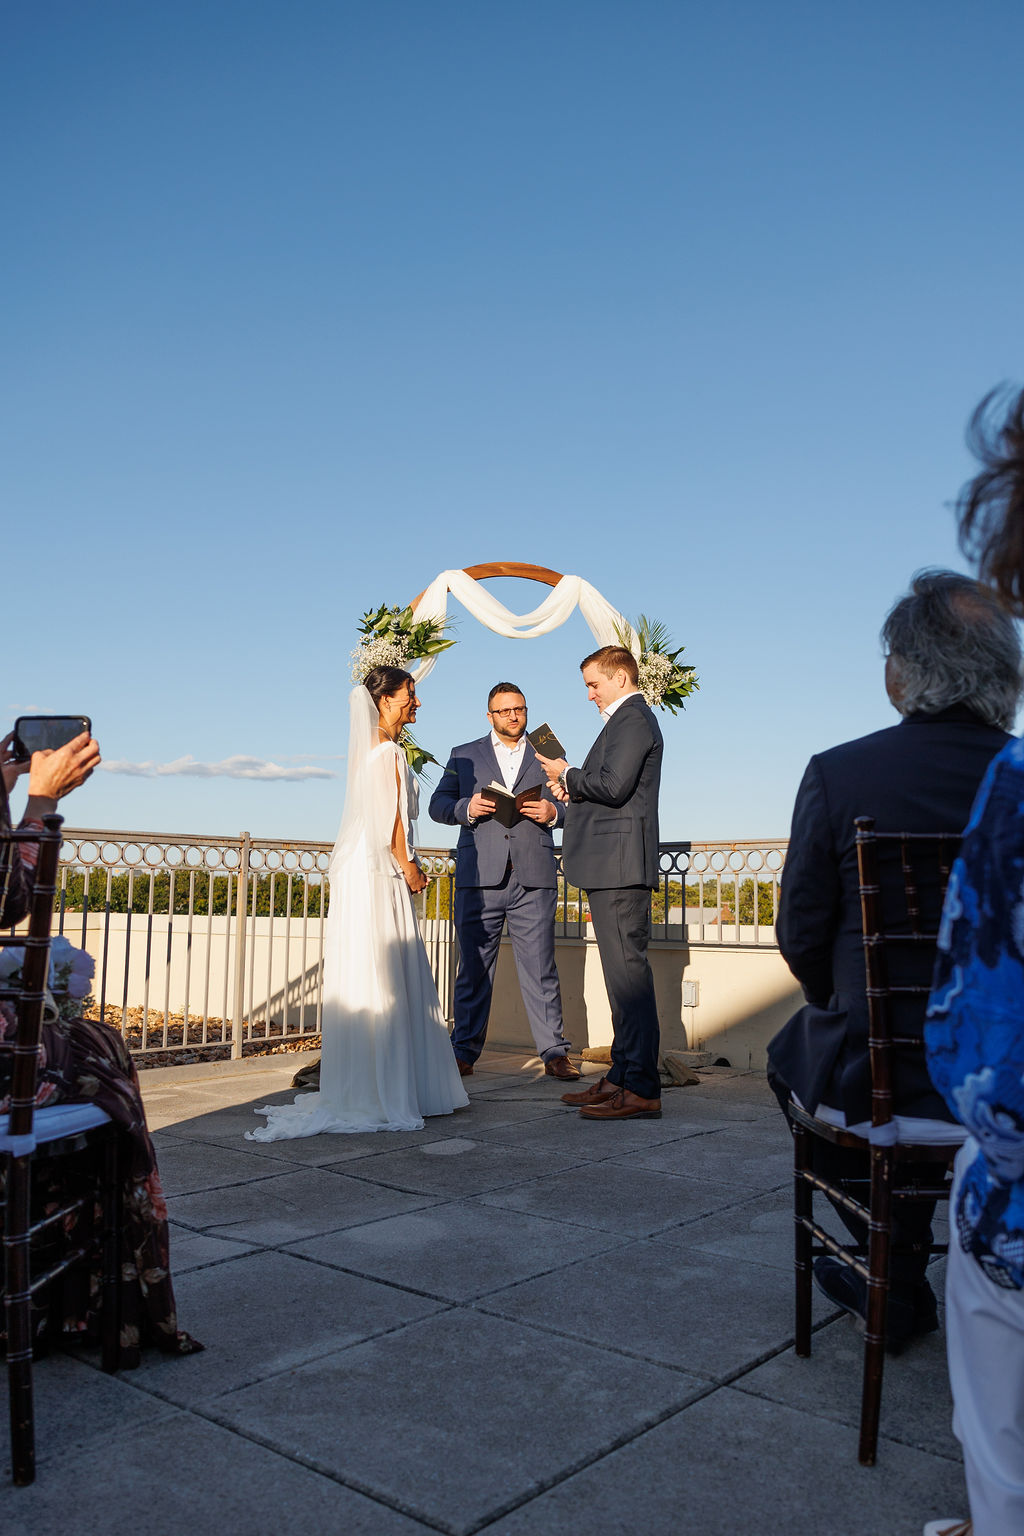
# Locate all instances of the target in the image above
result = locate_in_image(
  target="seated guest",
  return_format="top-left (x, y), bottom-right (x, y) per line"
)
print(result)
top-left (767, 570), bottom-right (1019, 1347)
top-left (925, 385), bottom-right (1024, 1536)
top-left (0, 728), bottom-right (202, 1364)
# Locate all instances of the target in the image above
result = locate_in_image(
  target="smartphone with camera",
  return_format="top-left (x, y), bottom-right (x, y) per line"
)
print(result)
top-left (11, 716), bottom-right (92, 763)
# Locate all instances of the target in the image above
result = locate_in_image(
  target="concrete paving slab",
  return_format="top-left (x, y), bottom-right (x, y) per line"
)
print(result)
top-left (5, 1052), bottom-right (960, 1533)
top-left (690, 1067), bottom-right (779, 1101)
top-left (151, 1136), bottom-right (298, 1195)
top-left (652, 1190), bottom-right (807, 1272)
top-left (142, 1073), bottom-right (300, 1132)
top-left (334, 1139), bottom-right (585, 1198)
top-left (160, 1096), bottom-right (566, 1169)
top-left (0, 1354), bottom-right (177, 1479)
top-left (611, 1120), bottom-right (793, 1191)
top-left (479, 1161), bottom-right (748, 1237)
top-left (467, 1079), bottom-right (586, 1101)
top-left (661, 1090), bottom-right (780, 1123)
top-left (477, 1383), bottom-right (966, 1536)
top-left (287, 1201), bottom-right (627, 1301)
top-left (470, 1107), bottom-right (705, 1157)
top-left (210, 1308), bottom-right (706, 1535)
top-left (168, 1165), bottom-right (440, 1244)
top-left (128, 1249), bottom-right (445, 1405)
top-left (477, 1240), bottom-right (835, 1377)
top-left (166, 1222), bottom-right (258, 1273)
top-left (3, 1410), bottom-right (434, 1536)
top-left (736, 1304), bottom-right (959, 1459)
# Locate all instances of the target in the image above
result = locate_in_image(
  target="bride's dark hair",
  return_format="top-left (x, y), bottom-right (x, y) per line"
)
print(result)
top-left (363, 666), bottom-right (415, 708)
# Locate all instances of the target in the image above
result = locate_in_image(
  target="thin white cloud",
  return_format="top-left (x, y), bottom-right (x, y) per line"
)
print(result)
top-left (100, 755), bottom-right (338, 782)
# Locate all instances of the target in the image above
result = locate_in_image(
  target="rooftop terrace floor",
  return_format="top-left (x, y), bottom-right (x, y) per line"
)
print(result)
top-left (4, 1049), bottom-right (967, 1534)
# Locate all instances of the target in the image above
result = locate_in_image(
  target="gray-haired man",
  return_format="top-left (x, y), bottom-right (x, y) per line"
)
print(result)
top-left (768, 568), bottom-right (1020, 1348)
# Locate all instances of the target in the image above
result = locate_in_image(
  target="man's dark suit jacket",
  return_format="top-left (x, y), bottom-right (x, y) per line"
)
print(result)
top-left (770, 705), bottom-right (1010, 1125)
top-left (561, 695), bottom-right (663, 891)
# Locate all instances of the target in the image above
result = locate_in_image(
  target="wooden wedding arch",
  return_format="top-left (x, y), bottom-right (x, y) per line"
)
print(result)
top-left (411, 562), bottom-right (564, 608)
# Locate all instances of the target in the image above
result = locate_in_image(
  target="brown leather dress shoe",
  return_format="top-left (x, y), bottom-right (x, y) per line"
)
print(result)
top-left (544, 1055), bottom-right (581, 1081)
top-left (579, 1087), bottom-right (662, 1120)
top-left (456, 1058), bottom-right (474, 1077)
top-left (560, 1076), bottom-right (618, 1107)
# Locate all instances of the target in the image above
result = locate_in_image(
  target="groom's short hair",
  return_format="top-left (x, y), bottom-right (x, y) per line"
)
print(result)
top-left (581, 645), bottom-right (639, 685)
top-left (487, 681), bottom-right (526, 708)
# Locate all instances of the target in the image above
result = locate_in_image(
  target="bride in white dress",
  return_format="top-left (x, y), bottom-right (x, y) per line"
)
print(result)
top-left (248, 667), bottom-right (469, 1139)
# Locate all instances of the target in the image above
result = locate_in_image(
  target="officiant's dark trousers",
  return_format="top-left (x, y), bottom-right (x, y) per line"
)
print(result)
top-left (451, 865), bottom-right (569, 1066)
top-left (586, 886), bottom-right (661, 1100)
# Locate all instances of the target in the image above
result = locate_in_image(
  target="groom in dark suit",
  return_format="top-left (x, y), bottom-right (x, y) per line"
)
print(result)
top-left (429, 683), bottom-right (578, 1080)
top-left (537, 645), bottom-right (665, 1121)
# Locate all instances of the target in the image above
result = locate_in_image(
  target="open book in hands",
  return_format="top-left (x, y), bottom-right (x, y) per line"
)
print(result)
top-left (481, 780), bottom-right (542, 829)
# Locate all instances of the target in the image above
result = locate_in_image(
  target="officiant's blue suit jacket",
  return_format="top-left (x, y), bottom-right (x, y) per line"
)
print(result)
top-left (429, 736), bottom-right (564, 889)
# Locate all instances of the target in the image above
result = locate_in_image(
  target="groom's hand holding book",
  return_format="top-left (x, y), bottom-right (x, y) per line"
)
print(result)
top-left (530, 723), bottom-right (571, 803)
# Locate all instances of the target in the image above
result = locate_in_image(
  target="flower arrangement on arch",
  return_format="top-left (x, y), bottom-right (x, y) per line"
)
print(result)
top-left (350, 602), bottom-right (456, 776)
top-left (616, 615), bottom-right (699, 714)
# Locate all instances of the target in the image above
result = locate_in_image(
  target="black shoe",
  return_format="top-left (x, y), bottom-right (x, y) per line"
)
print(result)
top-left (292, 1058), bottom-right (321, 1089)
top-left (812, 1258), bottom-right (937, 1353)
top-left (911, 1278), bottom-right (940, 1338)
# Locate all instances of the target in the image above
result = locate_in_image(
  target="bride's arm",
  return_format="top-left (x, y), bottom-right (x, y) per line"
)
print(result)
top-left (391, 755), bottom-right (428, 894)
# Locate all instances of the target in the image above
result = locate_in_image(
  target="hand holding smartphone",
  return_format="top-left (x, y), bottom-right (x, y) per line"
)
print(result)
top-left (12, 716), bottom-right (92, 762)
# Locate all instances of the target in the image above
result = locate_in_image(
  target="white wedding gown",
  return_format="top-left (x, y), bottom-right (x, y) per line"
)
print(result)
top-left (248, 702), bottom-right (469, 1140)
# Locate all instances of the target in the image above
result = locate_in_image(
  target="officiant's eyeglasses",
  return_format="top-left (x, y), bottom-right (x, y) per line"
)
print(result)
top-left (490, 706), bottom-right (526, 718)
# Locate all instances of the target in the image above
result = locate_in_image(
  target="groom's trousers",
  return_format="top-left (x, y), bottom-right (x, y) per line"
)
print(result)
top-left (451, 864), bottom-right (569, 1066)
top-left (585, 886), bottom-right (662, 1101)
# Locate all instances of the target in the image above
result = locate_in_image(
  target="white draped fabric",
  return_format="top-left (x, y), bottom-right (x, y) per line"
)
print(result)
top-left (408, 571), bottom-right (633, 683)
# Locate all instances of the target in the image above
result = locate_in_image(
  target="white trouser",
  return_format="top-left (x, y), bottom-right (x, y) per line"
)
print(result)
top-left (946, 1139), bottom-right (1024, 1536)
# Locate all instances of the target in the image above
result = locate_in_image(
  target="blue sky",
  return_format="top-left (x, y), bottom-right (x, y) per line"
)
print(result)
top-left (5, 1), bottom-right (1023, 847)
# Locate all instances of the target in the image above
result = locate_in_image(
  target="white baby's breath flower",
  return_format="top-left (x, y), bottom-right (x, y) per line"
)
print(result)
top-left (638, 651), bottom-right (674, 707)
top-left (350, 634), bottom-right (412, 683)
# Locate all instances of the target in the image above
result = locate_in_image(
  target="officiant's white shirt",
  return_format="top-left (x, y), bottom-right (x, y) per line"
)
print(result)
top-left (491, 729), bottom-right (526, 791)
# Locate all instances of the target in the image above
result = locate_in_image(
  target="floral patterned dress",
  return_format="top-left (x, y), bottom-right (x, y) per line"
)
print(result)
top-left (0, 781), bottom-right (201, 1364)
top-left (926, 734), bottom-right (1024, 1291)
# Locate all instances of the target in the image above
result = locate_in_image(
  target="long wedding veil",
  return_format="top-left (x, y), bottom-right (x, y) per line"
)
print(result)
top-left (330, 685), bottom-right (396, 878)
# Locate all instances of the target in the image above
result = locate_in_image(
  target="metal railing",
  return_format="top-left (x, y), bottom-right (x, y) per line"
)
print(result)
top-left (52, 829), bottom-right (456, 1061)
top-left (51, 829), bottom-right (785, 1060)
top-left (552, 839), bottom-right (787, 946)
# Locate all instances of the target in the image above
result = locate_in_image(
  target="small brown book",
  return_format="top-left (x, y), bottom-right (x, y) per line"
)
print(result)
top-left (482, 780), bottom-right (542, 829)
top-left (527, 723), bottom-right (566, 760)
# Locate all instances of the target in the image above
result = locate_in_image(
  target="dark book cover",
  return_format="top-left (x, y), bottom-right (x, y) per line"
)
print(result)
top-left (527, 722), bottom-right (566, 760)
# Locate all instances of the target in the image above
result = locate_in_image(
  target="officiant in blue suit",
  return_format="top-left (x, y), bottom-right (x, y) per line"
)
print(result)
top-left (429, 682), bottom-right (580, 1081)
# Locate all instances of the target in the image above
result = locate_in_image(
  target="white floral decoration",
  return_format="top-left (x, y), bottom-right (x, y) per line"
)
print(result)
top-left (350, 633), bottom-right (412, 683)
top-left (637, 651), bottom-right (675, 708)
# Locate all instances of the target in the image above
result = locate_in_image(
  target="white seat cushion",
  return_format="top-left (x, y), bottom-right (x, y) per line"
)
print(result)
top-left (793, 1093), bottom-right (967, 1148)
top-left (0, 1101), bottom-right (112, 1155)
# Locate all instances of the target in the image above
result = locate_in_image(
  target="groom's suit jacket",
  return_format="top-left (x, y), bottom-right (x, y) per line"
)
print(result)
top-left (429, 736), bottom-right (564, 889)
top-left (561, 695), bottom-right (663, 891)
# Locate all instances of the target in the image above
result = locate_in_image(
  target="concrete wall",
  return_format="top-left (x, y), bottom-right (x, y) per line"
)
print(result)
top-left (489, 934), bottom-right (802, 1071)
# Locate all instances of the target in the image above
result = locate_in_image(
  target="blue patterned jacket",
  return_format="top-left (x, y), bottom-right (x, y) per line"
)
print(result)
top-left (926, 734), bottom-right (1024, 1290)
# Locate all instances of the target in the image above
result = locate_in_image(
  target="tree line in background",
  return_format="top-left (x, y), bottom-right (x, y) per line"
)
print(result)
top-left (57, 870), bottom-right (328, 918)
top-left (56, 871), bottom-right (777, 926)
